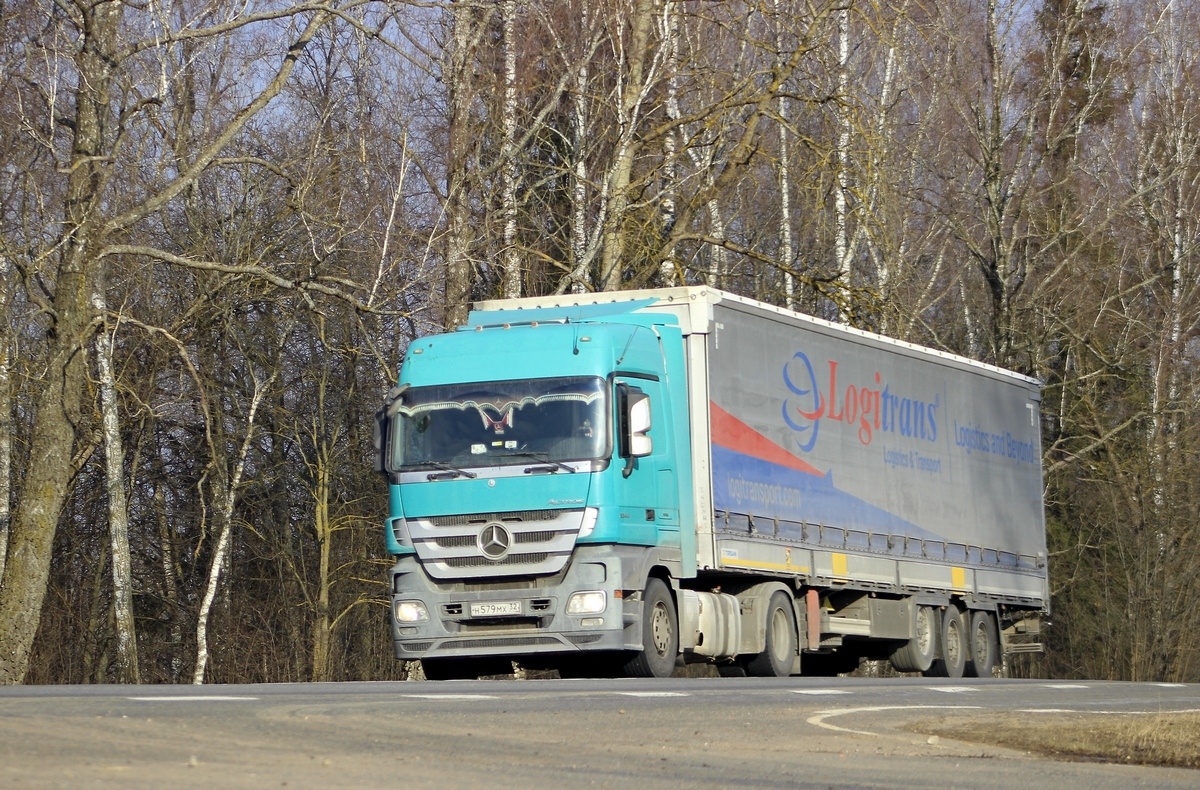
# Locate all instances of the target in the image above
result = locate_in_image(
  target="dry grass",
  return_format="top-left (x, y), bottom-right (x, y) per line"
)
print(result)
top-left (912, 711), bottom-right (1200, 769)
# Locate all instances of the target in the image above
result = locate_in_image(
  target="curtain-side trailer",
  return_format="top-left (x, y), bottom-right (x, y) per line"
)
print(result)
top-left (375, 287), bottom-right (1048, 679)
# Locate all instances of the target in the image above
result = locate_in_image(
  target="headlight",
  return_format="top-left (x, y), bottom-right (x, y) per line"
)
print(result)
top-left (578, 507), bottom-right (599, 538)
top-left (394, 600), bottom-right (429, 623)
top-left (567, 591), bottom-right (606, 615)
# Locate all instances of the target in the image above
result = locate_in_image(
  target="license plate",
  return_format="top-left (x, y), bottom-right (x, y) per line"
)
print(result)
top-left (470, 601), bottom-right (522, 617)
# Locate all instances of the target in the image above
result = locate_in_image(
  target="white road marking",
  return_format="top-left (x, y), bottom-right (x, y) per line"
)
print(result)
top-left (1017, 708), bottom-right (1080, 714)
top-left (400, 694), bottom-right (499, 700)
top-left (926, 686), bottom-right (976, 693)
top-left (615, 692), bottom-right (690, 698)
top-left (1020, 707), bottom-right (1200, 715)
top-left (807, 705), bottom-right (982, 736)
top-left (790, 689), bottom-right (853, 696)
top-left (127, 691), bottom-right (258, 696)
top-left (1043, 683), bottom-right (1089, 689)
top-left (1154, 683), bottom-right (1187, 688)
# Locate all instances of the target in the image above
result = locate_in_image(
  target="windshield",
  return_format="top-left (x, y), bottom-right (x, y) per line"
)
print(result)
top-left (389, 376), bottom-right (608, 471)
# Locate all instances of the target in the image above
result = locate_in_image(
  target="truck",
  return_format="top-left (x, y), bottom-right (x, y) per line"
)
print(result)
top-left (374, 286), bottom-right (1048, 679)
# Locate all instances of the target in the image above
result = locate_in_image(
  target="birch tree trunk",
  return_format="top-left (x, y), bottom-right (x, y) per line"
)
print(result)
top-left (660, 0), bottom-right (680, 286)
top-left (92, 290), bottom-right (140, 684)
top-left (192, 371), bottom-right (275, 684)
top-left (559, 3), bottom-right (598, 294)
top-left (833, 5), bottom-right (853, 321)
top-left (0, 254), bottom-right (11, 588)
top-left (444, 2), bottom-right (492, 326)
top-left (500, 0), bottom-right (521, 299)
top-left (568, 41), bottom-right (591, 294)
top-left (774, 0), bottom-right (795, 309)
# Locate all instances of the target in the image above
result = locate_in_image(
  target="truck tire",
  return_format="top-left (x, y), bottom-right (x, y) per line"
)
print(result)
top-left (927, 606), bottom-right (967, 678)
top-left (965, 610), bottom-right (998, 678)
top-left (889, 604), bottom-right (938, 673)
top-left (746, 591), bottom-right (797, 677)
top-left (622, 578), bottom-right (678, 678)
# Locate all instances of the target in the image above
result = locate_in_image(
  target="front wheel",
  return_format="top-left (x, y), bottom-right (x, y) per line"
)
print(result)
top-left (622, 578), bottom-right (678, 678)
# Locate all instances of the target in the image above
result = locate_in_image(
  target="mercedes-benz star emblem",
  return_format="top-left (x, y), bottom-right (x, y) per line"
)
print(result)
top-left (478, 523), bottom-right (512, 560)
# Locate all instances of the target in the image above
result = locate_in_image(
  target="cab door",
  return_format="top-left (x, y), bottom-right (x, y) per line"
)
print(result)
top-left (614, 376), bottom-right (680, 547)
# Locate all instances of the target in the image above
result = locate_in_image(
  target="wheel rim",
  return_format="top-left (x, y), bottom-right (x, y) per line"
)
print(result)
top-left (915, 607), bottom-right (933, 656)
top-left (945, 617), bottom-right (963, 666)
top-left (972, 620), bottom-right (989, 664)
top-left (650, 601), bottom-right (672, 657)
top-left (769, 607), bottom-right (790, 661)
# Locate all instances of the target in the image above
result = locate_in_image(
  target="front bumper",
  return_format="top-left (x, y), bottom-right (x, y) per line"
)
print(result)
top-left (389, 545), bottom-right (651, 660)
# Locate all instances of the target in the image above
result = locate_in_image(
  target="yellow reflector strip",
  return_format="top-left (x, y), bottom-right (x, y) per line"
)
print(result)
top-left (951, 566), bottom-right (967, 589)
top-left (831, 553), bottom-right (849, 577)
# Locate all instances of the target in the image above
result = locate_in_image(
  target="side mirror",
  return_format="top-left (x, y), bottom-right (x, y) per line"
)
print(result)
top-left (618, 384), bottom-right (652, 478)
top-left (628, 394), bottom-right (652, 458)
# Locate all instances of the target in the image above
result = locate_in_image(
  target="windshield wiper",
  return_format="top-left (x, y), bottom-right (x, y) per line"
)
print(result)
top-left (422, 462), bottom-right (478, 481)
top-left (501, 452), bottom-right (577, 474)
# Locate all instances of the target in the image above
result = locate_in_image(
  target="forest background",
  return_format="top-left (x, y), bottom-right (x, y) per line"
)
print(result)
top-left (0, 0), bottom-right (1196, 685)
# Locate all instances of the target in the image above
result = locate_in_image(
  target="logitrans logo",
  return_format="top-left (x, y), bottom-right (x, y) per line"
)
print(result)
top-left (782, 351), bottom-right (939, 451)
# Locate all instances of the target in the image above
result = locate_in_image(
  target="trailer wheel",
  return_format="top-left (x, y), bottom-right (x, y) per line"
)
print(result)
top-left (927, 606), bottom-right (967, 678)
top-left (890, 604), bottom-right (939, 673)
top-left (746, 591), bottom-right (797, 677)
top-left (965, 611), bottom-right (998, 678)
top-left (622, 578), bottom-right (678, 678)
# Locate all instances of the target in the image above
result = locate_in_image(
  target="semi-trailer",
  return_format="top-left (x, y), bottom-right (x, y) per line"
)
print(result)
top-left (374, 287), bottom-right (1048, 679)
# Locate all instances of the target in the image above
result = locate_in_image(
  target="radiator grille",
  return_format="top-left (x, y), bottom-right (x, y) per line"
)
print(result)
top-left (408, 509), bottom-right (585, 580)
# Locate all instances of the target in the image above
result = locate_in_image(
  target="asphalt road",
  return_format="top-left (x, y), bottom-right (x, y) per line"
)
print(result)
top-left (2, 676), bottom-right (1198, 788)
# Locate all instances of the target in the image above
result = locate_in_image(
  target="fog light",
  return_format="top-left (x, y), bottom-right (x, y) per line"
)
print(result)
top-left (394, 600), bottom-right (429, 623)
top-left (581, 617), bottom-right (604, 627)
top-left (567, 590), bottom-right (606, 615)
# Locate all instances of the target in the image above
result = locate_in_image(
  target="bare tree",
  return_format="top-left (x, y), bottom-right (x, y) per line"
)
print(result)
top-left (0, 253), bottom-right (11, 588)
top-left (0, 0), bottom-right (360, 685)
top-left (443, 1), bottom-right (494, 327)
top-left (92, 288), bottom-right (140, 683)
